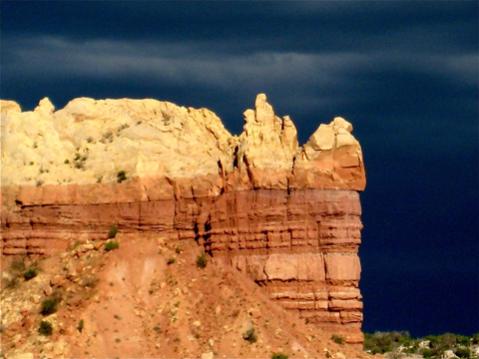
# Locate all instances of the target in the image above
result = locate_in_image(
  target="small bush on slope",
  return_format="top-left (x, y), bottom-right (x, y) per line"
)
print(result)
top-left (38, 321), bottom-right (53, 336)
top-left (331, 334), bottom-right (344, 344)
top-left (196, 252), bottom-right (207, 268)
top-left (40, 297), bottom-right (60, 316)
top-left (23, 267), bottom-right (38, 280)
top-left (117, 170), bottom-right (127, 183)
top-left (108, 224), bottom-right (118, 239)
top-left (105, 240), bottom-right (119, 251)
top-left (242, 327), bottom-right (257, 344)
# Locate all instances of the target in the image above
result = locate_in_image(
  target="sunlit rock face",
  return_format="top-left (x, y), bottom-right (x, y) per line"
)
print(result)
top-left (1, 94), bottom-right (366, 343)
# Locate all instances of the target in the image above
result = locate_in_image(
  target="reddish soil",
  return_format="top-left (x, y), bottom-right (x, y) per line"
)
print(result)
top-left (1, 234), bottom-right (378, 359)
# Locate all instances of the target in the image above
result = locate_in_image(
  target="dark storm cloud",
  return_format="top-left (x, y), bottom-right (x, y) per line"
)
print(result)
top-left (2, 1), bottom-right (477, 53)
top-left (1, 1), bottom-right (478, 335)
top-left (2, 1), bottom-right (477, 124)
top-left (2, 33), bottom-right (477, 145)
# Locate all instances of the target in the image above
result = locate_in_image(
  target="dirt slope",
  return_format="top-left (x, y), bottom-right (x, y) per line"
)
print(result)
top-left (1, 234), bottom-right (377, 359)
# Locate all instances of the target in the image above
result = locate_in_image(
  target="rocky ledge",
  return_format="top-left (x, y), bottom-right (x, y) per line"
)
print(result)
top-left (1, 94), bottom-right (366, 343)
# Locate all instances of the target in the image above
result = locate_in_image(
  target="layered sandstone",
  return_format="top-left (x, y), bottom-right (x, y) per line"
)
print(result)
top-left (1, 94), bottom-right (366, 343)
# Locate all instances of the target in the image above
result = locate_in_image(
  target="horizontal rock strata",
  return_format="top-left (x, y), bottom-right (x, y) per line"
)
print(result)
top-left (1, 94), bottom-right (366, 343)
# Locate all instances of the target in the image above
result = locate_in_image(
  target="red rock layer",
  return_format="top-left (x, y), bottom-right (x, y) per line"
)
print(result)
top-left (1, 185), bottom-right (363, 343)
top-left (201, 189), bottom-right (363, 344)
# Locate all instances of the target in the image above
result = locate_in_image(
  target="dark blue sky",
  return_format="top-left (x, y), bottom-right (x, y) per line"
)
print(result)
top-left (1, 1), bottom-right (478, 336)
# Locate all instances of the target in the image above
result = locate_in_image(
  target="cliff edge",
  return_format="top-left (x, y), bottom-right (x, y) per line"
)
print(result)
top-left (1, 94), bottom-right (367, 348)
top-left (1, 93), bottom-right (364, 202)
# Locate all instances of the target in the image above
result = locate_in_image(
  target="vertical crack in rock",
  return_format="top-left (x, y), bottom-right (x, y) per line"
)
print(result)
top-left (203, 216), bottom-right (213, 256)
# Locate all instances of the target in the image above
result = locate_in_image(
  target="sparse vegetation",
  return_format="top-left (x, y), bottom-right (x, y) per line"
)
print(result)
top-left (242, 327), bottom-right (258, 343)
top-left (77, 319), bottom-right (84, 333)
top-left (196, 252), bottom-right (207, 268)
top-left (454, 347), bottom-right (472, 358)
top-left (167, 257), bottom-right (176, 265)
top-left (23, 267), bottom-right (38, 281)
top-left (271, 353), bottom-right (288, 359)
top-left (108, 224), bottom-right (118, 239)
top-left (105, 240), bottom-right (119, 252)
top-left (3, 258), bottom-right (26, 288)
top-left (100, 131), bottom-right (114, 143)
top-left (331, 334), bottom-right (344, 345)
top-left (365, 331), bottom-right (417, 354)
top-left (73, 151), bottom-right (87, 169)
top-left (38, 320), bottom-right (53, 336)
top-left (364, 331), bottom-right (479, 358)
top-left (40, 297), bottom-right (60, 316)
top-left (117, 170), bottom-right (127, 183)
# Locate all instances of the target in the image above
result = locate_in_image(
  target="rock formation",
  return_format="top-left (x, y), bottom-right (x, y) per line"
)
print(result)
top-left (1, 94), bottom-right (366, 343)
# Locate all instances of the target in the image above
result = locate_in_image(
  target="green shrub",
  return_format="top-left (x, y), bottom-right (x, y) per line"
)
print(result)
top-left (455, 346), bottom-right (472, 358)
top-left (77, 319), bottom-right (84, 333)
top-left (40, 297), bottom-right (59, 316)
top-left (271, 353), bottom-right (288, 359)
top-left (331, 334), bottom-right (344, 345)
top-left (196, 252), bottom-right (207, 268)
top-left (167, 257), bottom-right (176, 265)
top-left (423, 333), bottom-right (460, 357)
top-left (456, 335), bottom-right (470, 346)
top-left (23, 267), bottom-right (38, 281)
top-left (365, 331), bottom-right (478, 358)
top-left (108, 224), bottom-right (118, 239)
top-left (364, 331), bottom-right (412, 354)
top-left (38, 320), bottom-right (53, 336)
top-left (117, 170), bottom-right (127, 183)
top-left (242, 327), bottom-right (257, 344)
top-left (104, 240), bottom-right (119, 252)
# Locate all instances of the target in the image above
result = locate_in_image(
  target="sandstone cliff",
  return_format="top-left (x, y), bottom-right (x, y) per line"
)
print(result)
top-left (1, 93), bottom-right (364, 197)
top-left (1, 94), bottom-right (366, 344)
